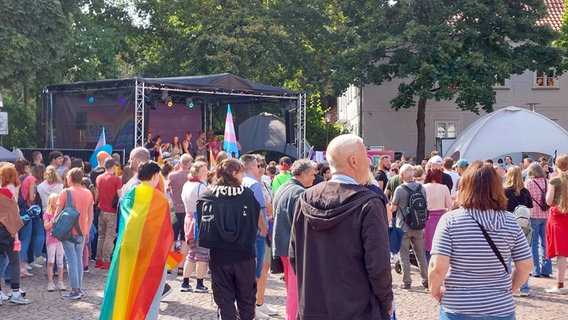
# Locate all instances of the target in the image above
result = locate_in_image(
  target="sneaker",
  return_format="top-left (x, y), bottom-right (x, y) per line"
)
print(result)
top-left (545, 286), bottom-right (564, 294)
top-left (100, 262), bottom-right (111, 269)
top-left (47, 282), bottom-right (57, 292)
top-left (24, 263), bottom-right (32, 271)
top-left (520, 291), bottom-right (530, 297)
top-left (29, 262), bottom-right (43, 269)
top-left (161, 283), bottom-right (172, 299)
top-left (541, 274), bottom-right (552, 278)
top-left (399, 283), bottom-right (411, 290)
top-left (194, 284), bottom-right (209, 293)
top-left (58, 282), bottom-right (67, 291)
top-left (256, 308), bottom-right (270, 320)
top-left (9, 293), bottom-right (30, 305)
top-left (180, 282), bottom-right (192, 292)
top-left (422, 280), bottom-right (429, 289)
top-left (0, 291), bottom-right (9, 301)
top-left (20, 269), bottom-right (33, 277)
top-left (257, 303), bottom-right (278, 316)
top-left (83, 266), bottom-right (90, 273)
top-left (94, 260), bottom-right (103, 268)
top-left (34, 256), bottom-right (46, 265)
top-left (62, 291), bottom-right (81, 300)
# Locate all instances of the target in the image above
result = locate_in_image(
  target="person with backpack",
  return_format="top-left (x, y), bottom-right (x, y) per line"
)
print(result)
top-left (54, 168), bottom-right (94, 300)
top-left (196, 158), bottom-right (260, 320)
top-left (391, 164), bottom-right (429, 290)
top-left (524, 163), bottom-right (552, 278)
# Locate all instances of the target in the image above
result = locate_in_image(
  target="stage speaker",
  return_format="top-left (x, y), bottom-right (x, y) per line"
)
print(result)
top-left (76, 112), bottom-right (87, 130)
top-left (285, 111), bottom-right (295, 144)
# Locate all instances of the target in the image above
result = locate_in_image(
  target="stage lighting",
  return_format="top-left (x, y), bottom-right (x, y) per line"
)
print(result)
top-left (88, 97), bottom-right (95, 103)
top-left (186, 97), bottom-right (194, 108)
top-left (166, 96), bottom-right (173, 107)
top-left (119, 98), bottom-right (125, 104)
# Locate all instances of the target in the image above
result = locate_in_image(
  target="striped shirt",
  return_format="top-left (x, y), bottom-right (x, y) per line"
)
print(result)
top-left (524, 178), bottom-right (549, 219)
top-left (431, 208), bottom-right (532, 317)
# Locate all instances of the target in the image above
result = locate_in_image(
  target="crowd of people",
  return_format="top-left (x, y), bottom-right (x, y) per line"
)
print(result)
top-left (0, 134), bottom-right (567, 320)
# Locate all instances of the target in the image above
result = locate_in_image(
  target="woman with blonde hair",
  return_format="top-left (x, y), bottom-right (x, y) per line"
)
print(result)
top-left (545, 154), bottom-right (568, 293)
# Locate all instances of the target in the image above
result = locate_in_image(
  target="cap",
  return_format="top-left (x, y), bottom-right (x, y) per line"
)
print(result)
top-left (453, 159), bottom-right (469, 168)
top-left (104, 158), bottom-right (116, 168)
top-left (96, 151), bottom-right (111, 163)
top-left (279, 156), bottom-right (292, 171)
top-left (429, 155), bottom-right (443, 165)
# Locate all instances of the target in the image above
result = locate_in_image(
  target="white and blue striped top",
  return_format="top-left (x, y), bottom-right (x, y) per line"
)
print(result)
top-left (431, 208), bottom-right (532, 317)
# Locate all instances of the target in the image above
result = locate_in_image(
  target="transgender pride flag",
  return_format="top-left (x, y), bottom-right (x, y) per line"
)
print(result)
top-left (223, 104), bottom-right (239, 158)
top-left (89, 127), bottom-right (113, 168)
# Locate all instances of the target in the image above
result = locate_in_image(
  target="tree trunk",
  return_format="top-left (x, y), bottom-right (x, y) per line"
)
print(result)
top-left (416, 97), bottom-right (426, 163)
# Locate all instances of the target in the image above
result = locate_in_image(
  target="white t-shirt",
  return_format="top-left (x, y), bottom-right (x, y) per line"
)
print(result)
top-left (181, 181), bottom-right (206, 214)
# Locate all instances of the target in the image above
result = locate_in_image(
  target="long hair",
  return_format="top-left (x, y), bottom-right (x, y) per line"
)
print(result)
top-left (216, 159), bottom-right (244, 187)
top-left (504, 166), bottom-right (524, 196)
top-left (457, 161), bottom-right (507, 211)
top-left (553, 154), bottom-right (568, 213)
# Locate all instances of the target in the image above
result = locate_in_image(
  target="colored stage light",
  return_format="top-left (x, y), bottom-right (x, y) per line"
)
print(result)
top-left (186, 97), bottom-right (194, 108)
top-left (189, 102), bottom-right (194, 108)
top-left (119, 98), bottom-right (125, 104)
top-left (88, 97), bottom-right (95, 103)
top-left (167, 100), bottom-right (173, 107)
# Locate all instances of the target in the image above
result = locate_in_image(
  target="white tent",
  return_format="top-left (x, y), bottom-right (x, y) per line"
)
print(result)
top-left (445, 106), bottom-right (568, 161)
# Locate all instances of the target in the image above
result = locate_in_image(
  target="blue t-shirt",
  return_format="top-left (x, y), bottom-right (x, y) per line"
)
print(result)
top-left (242, 174), bottom-right (268, 235)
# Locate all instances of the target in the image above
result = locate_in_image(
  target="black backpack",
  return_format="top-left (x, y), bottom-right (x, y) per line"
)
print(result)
top-left (530, 180), bottom-right (550, 211)
top-left (401, 184), bottom-right (428, 230)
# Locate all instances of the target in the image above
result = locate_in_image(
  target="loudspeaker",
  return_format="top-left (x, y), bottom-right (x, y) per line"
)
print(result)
top-left (76, 112), bottom-right (87, 130)
top-left (285, 111), bottom-right (295, 144)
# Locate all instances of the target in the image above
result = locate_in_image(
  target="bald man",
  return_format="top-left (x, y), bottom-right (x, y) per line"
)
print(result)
top-left (289, 134), bottom-right (393, 320)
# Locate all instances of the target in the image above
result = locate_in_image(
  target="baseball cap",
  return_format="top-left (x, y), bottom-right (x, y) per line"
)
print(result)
top-left (429, 156), bottom-right (443, 165)
top-left (453, 159), bottom-right (469, 168)
top-left (104, 158), bottom-right (116, 168)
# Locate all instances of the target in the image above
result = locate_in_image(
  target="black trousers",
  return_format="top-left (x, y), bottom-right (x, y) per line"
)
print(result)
top-left (211, 258), bottom-right (257, 320)
top-left (0, 242), bottom-right (20, 290)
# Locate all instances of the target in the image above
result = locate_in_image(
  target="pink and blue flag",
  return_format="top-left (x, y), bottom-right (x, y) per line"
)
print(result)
top-left (89, 128), bottom-right (113, 167)
top-left (223, 104), bottom-right (239, 158)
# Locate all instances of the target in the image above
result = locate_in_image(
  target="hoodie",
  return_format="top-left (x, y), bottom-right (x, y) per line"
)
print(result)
top-left (290, 182), bottom-right (393, 320)
top-left (37, 181), bottom-right (64, 213)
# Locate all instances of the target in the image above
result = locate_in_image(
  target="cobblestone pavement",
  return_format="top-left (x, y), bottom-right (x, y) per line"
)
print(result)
top-left (0, 260), bottom-right (566, 319)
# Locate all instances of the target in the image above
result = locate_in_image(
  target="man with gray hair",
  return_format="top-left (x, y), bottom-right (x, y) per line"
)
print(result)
top-left (290, 134), bottom-right (393, 319)
top-left (121, 147), bottom-right (152, 197)
top-left (272, 159), bottom-right (316, 320)
top-left (390, 164), bottom-right (429, 290)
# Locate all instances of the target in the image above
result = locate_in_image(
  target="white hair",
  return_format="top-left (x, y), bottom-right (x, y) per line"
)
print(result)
top-left (400, 164), bottom-right (414, 180)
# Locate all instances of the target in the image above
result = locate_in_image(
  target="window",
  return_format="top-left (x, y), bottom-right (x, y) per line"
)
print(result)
top-left (435, 121), bottom-right (457, 138)
top-left (493, 78), bottom-right (509, 89)
top-left (534, 69), bottom-right (557, 88)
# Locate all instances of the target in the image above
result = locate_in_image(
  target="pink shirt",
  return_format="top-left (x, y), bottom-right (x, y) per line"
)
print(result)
top-left (525, 178), bottom-right (549, 219)
top-left (20, 174), bottom-right (37, 205)
top-left (423, 182), bottom-right (453, 211)
top-left (44, 212), bottom-right (60, 245)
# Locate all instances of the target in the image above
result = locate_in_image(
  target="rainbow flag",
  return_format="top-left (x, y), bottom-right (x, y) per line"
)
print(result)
top-left (100, 184), bottom-right (176, 320)
top-left (223, 104), bottom-right (239, 158)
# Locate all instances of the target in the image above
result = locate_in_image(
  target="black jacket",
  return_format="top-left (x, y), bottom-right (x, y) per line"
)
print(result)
top-left (290, 182), bottom-right (393, 320)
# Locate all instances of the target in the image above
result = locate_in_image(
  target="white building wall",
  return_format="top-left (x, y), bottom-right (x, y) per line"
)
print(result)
top-left (338, 70), bottom-right (568, 157)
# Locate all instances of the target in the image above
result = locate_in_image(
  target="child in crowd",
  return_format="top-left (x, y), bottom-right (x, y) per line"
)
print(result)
top-left (43, 193), bottom-right (66, 291)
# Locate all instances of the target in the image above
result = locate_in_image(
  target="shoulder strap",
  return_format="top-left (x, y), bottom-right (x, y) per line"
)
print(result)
top-left (468, 213), bottom-right (509, 273)
top-left (65, 189), bottom-right (74, 208)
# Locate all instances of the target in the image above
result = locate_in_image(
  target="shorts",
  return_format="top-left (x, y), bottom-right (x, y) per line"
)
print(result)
top-left (187, 239), bottom-right (209, 263)
top-left (46, 242), bottom-right (65, 266)
top-left (172, 212), bottom-right (186, 241)
top-left (264, 243), bottom-right (271, 264)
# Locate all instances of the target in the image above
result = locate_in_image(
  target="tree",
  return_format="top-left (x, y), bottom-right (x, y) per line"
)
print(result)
top-left (330, 0), bottom-right (564, 161)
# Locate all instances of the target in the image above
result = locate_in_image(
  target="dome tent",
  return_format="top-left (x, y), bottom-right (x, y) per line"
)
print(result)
top-left (445, 106), bottom-right (568, 161)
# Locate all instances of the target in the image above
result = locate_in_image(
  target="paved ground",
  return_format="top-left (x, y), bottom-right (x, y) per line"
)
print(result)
top-left (0, 259), bottom-right (566, 319)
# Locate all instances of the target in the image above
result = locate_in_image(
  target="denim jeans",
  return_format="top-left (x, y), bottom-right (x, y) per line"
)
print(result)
top-left (62, 239), bottom-right (85, 289)
top-left (27, 217), bottom-right (46, 262)
top-left (439, 308), bottom-right (515, 320)
top-left (146, 266), bottom-right (167, 320)
top-left (0, 245), bottom-right (20, 290)
top-left (530, 218), bottom-right (552, 276)
top-left (255, 235), bottom-right (266, 278)
top-left (18, 221), bottom-right (32, 262)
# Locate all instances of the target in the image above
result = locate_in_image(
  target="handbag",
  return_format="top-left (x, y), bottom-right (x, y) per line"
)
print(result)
top-left (52, 189), bottom-right (84, 244)
top-left (469, 212), bottom-right (509, 273)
